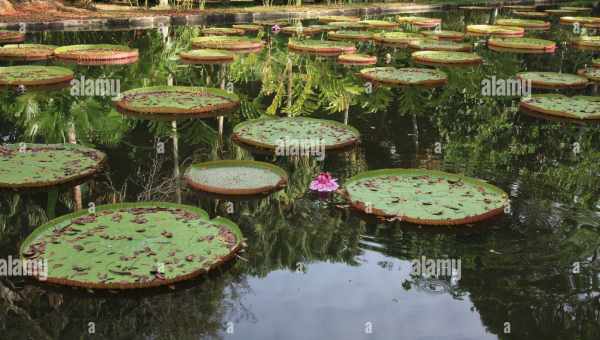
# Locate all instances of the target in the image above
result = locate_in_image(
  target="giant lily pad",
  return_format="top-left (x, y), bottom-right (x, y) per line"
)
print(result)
top-left (496, 18), bottom-right (550, 30)
top-left (412, 51), bottom-right (482, 67)
top-left (408, 39), bottom-right (472, 52)
top-left (308, 24), bottom-right (338, 32)
top-left (594, 58), bottom-right (600, 68)
top-left (280, 26), bottom-right (323, 36)
top-left (200, 27), bottom-right (245, 36)
top-left (328, 30), bottom-right (374, 42)
top-left (572, 36), bottom-right (600, 51)
top-left (559, 16), bottom-right (600, 25)
top-left (577, 68), bottom-right (600, 82)
top-left (504, 5), bottom-right (537, 10)
top-left (466, 24), bottom-right (525, 37)
top-left (560, 7), bottom-right (591, 12)
top-left (54, 44), bottom-right (139, 65)
top-left (179, 49), bottom-right (235, 65)
top-left (396, 16), bottom-right (442, 28)
top-left (0, 44), bottom-right (57, 61)
top-left (520, 94), bottom-right (600, 121)
top-left (516, 72), bottom-right (588, 89)
top-left (373, 32), bottom-right (424, 47)
top-left (358, 67), bottom-right (447, 87)
top-left (20, 202), bottom-right (244, 289)
top-left (288, 39), bottom-right (356, 55)
top-left (232, 24), bottom-right (263, 33)
top-left (459, 6), bottom-right (495, 11)
top-left (253, 19), bottom-right (290, 26)
top-left (513, 11), bottom-right (549, 19)
top-left (0, 30), bottom-right (25, 44)
top-left (343, 169), bottom-right (508, 225)
top-left (488, 37), bottom-right (556, 54)
top-left (338, 53), bottom-right (377, 66)
top-left (319, 16), bottom-right (360, 23)
top-left (0, 143), bottom-right (106, 190)
top-left (191, 36), bottom-right (264, 52)
top-left (328, 21), bottom-right (369, 29)
top-left (545, 9), bottom-right (582, 15)
top-left (114, 86), bottom-right (240, 120)
top-left (421, 30), bottom-right (465, 41)
top-left (232, 117), bottom-right (360, 153)
top-left (184, 160), bottom-right (288, 196)
top-left (358, 20), bottom-right (399, 29)
top-left (0, 65), bottom-right (74, 86)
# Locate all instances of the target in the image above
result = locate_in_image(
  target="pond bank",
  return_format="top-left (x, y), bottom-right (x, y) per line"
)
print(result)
top-left (0, 0), bottom-right (571, 32)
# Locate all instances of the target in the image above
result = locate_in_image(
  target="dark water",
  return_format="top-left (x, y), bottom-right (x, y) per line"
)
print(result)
top-left (1, 8), bottom-right (600, 340)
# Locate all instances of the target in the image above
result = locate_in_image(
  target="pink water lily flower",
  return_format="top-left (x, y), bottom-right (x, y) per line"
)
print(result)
top-left (310, 172), bottom-right (339, 192)
top-left (271, 25), bottom-right (281, 33)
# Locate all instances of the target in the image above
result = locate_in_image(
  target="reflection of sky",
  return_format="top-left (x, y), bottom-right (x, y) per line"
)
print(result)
top-left (223, 250), bottom-right (497, 340)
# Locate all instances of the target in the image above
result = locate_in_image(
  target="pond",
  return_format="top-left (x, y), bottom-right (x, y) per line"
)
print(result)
top-left (1, 7), bottom-right (600, 340)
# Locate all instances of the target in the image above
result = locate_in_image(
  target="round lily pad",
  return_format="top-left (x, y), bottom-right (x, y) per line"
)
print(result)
top-left (408, 39), bottom-right (472, 52)
top-left (191, 36), bottom-right (264, 52)
top-left (252, 19), bottom-right (289, 26)
top-left (373, 32), bottom-right (424, 47)
top-left (513, 11), bottom-right (549, 19)
top-left (114, 86), bottom-right (240, 120)
top-left (466, 24), bottom-right (525, 37)
top-left (328, 21), bottom-right (369, 29)
top-left (516, 72), bottom-right (588, 89)
top-left (559, 16), bottom-right (600, 25)
top-left (0, 44), bottom-right (57, 61)
top-left (280, 26), bottom-right (323, 36)
top-left (520, 94), bottom-right (600, 121)
top-left (20, 202), bottom-right (244, 289)
top-left (560, 7), bottom-right (591, 12)
top-left (328, 30), bottom-right (374, 42)
top-left (288, 39), bottom-right (356, 55)
top-left (504, 5), bottom-right (537, 10)
top-left (496, 18), bottom-right (550, 30)
top-left (342, 169), bottom-right (508, 225)
top-left (488, 37), bottom-right (556, 54)
top-left (338, 53), bottom-right (377, 66)
top-left (577, 68), bottom-right (600, 82)
top-left (593, 58), bottom-right (600, 68)
top-left (0, 65), bottom-right (74, 86)
top-left (460, 6), bottom-right (495, 11)
top-left (358, 67), bottom-right (447, 87)
top-left (412, 51), bottom-right (482, 67)
top-left (396, 16), bottom-right (442, 28)
top-left (318, 16), bottom-right (360, 23)
top-left (200, 27), bottom-right (245, 36)
top-left (0, 143), bottom-right (106, 190)
top-left (232, 117), bottom-right (360, 153)
top-left (358, 20), bottom-right (399, 29)
top-left (572, 36), bottom-right (600, 51)
top-left (308, 24), bottom-right (338, 32)
top-left (421, 30), bottom-right (465, 41)
top-left (179, 49), bottom-right (235, 65)
top-left (184, 160), bottom-right (288, 196)
top-left (545, 9), bottom-right (581, 15)
top-left (232, 24), bottom-right (263, 33)
top-left (54, 44), bottom-right (139, 65)
top-left (0, 30), bottom-right (25, 44)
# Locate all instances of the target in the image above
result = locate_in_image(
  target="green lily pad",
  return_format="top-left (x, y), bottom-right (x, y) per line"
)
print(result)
top-left (359, 67), bottom-right (447, 87)
top-left (307, 24), bottom-right (338, 32)
top-left (318, 16), bottom-right (360, 24)
top-left (520, 94), bottom-right (600, 121)
top-left (513, 11), bottom-right (549, 19)
top-left (0, 44), bottom-right (57, 61)
top-left (572, 36), bottom-right (600, 51)
top-left (179, 49), bottom-right (235, 64)
top-left (593, 58), bottom-right (600, 67)
top-left (516, 72), bottom-right (588, 89)
top-left (280, 26), bottom-right (323, 36)
top-left (488, 37), bottom-right (556, 53)
top-left (396, 16), bottom-right (442, 28)
top-left (545, 9), bottom-right (581, 15)
top-left (459, 6), bottom-right (495, 11)
top-left (232, 24), bottom-right (263, 32)
top-left (252, 19), bottom-right (290, 26)
top-left (577, 68), bottom-right (600, 82)
top-left (288, 39), bottom-right (356, 55)
top-left (559, 16), bottom-right (600, 24)
top-left (496, 18), bottom-right (550, 30)
top-left (191, 36), bottom-right (264, 52)
top-left (0, 30), bottom-right (25, 44)
top-left (114, 86), bottom-right (240, 120)
top-left (200, 27), bottom-right (245, 36)
top-left (0, 143), bottom-right (106, 190)
top-left (504, 5), bottom-right (537, 10)
top-left (421, 30), bottom-right (465, 41)
top-left (343, 169), bottom-right (508, 225)
top-left (338, 53), bottom-right (377, 65)
top-left (232, 117), bottom-right (360, 153)
top-left (560, 7), bottom-right (591, 12)
top-left (54, 44), bottom-right (138, 65)
top-left (0, 65), bottom-right (74, 86)
top-left (328, 30), bottom-right (374, 42)
top-left (328, 21), bottom-right (369, 29)
top-left (358, 20), bottom-right (399, 29)
top-left (19, 202), bottom-right (244, 289)
top-left (412, 51), bottom-right (482, 67)
top-left (373, 32), bottom-right (424, 47)
top-left (466, 24), bottom-right (525, 37)
top-left (184, 160), bottom-right (288, 196)
top-left (409, 39), bottom-right (472, 52)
